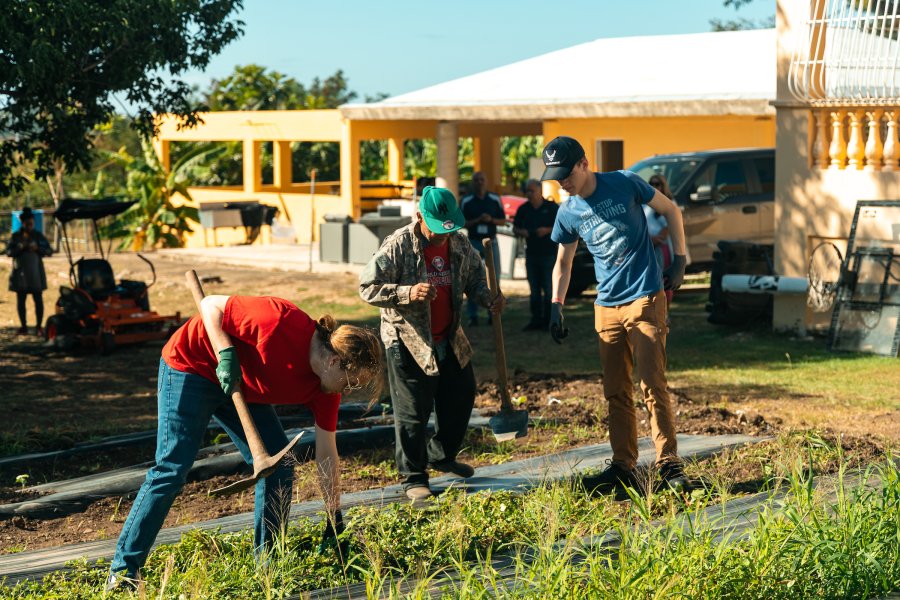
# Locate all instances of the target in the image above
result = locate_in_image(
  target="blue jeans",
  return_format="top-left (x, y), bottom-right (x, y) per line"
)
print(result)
top-left (466, 237), bottom-right (501, 321)
top-left (110, 359), bottom-right (293, 577)
top-left (526, 253), bottom-right (555, 325)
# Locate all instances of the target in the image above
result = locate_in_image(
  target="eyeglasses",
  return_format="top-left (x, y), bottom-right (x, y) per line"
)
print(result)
top-left (341, 368), bottom-right (362, 394)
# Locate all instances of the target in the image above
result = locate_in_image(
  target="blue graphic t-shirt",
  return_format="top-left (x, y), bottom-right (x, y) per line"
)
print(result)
top-left (551, 170), bottom-right (662, 306)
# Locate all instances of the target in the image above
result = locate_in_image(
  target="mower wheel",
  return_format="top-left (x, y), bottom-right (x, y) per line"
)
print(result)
top-left (100, 332), bottom-right (116, 355)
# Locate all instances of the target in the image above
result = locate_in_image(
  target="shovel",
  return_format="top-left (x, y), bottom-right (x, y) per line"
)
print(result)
top-left (186, 270), bottom-right (304, 496)
top-left (482, 239), bottom-right (528, 442)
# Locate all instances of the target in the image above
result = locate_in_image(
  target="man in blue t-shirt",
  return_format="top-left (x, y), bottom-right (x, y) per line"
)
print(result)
top-left (461, 171), bottom-right (506, 326)
top-left (541, 136), bottom-right (689, 493)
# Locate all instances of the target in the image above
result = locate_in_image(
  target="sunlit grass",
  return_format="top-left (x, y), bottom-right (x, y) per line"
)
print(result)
top-left (5, 434), bottom-right (897, 599)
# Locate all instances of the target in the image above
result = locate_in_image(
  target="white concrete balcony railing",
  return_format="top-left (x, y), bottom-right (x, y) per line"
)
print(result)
top-left (808, 107), bottom-right (900, 170)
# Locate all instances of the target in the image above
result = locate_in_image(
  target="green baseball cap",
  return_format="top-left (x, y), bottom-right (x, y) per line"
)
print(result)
top-left (419, 186), bottom-right (465, 233)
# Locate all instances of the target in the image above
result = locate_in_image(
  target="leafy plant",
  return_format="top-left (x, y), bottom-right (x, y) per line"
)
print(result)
top-left (102, 140), bottom-right (223, 250)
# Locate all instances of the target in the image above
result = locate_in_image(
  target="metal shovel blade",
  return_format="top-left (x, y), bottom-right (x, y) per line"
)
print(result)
top-left (489, 409), bottom-right (529, 442)
top-left (209, 432), bottom-right (305, 497)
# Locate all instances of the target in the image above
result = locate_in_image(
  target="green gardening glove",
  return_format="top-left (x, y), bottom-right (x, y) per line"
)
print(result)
top-left (216, 347), bottom-right (241, 396)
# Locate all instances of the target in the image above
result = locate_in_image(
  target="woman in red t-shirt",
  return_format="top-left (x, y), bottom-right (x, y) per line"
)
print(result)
top-left (108, 295), bottom-right (382, 589)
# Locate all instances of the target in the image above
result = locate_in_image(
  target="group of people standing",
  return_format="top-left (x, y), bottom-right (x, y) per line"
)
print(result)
top-left (64, 136), bottom-right (686, 590)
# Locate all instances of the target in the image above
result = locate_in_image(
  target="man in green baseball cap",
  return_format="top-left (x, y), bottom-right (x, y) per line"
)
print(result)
top-left (360, 185), bottom-right (505, 501)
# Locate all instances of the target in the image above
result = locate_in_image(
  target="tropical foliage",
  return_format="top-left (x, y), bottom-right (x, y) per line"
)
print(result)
top-left (102, 142), bottom-right (223, 250)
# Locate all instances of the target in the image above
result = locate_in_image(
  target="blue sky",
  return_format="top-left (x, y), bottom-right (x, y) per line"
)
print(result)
top-left (183, 0), bottom-right (775, 100)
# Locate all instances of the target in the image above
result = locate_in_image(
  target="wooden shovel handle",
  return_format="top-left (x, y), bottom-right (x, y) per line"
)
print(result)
top-left (482, 239), bottom-right (513, 411)
top-left (185, 270), bottom-right (270, 462)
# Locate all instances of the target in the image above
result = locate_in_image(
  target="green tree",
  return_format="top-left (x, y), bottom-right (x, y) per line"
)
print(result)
top-left (0, 0), bottom-right (244, 198)
top-left (178, 64), bottom-right (388, 184)
top-left (102, 141), bottom-right (222, 249)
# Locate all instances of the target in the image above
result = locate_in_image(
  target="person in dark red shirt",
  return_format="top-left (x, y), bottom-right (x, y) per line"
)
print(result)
top-left (107, 296), bottom-right (383, 589)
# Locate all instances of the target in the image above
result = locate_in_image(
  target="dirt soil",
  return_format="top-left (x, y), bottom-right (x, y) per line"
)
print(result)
top-left (0, 253), bottom-right (893, 556)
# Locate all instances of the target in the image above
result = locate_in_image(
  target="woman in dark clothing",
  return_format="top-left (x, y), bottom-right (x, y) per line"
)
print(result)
top-left (5, 207), bottom-right (53, 335)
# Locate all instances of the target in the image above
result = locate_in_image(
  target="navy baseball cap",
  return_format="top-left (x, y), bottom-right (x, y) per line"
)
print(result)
top-left (540, 136), bottom-right (586, 181)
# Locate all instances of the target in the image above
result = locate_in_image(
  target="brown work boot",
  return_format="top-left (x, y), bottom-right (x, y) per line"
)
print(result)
top-left (429, 460), bottom-right (475, 478)
top-left (405, 485), bottom-right (433, 501)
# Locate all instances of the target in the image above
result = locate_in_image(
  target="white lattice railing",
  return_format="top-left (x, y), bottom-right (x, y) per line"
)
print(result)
top-left (789, 0), bottom-right (900, 105)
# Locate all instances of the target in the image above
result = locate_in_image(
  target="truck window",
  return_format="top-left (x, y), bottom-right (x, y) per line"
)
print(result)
top-left (754, 156), bottom-right (775, 194)
top-left (713, 160), bottom-right (749, 201)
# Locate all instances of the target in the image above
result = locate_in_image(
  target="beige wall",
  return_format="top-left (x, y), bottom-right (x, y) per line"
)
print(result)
top-left (774, 0), bottom-right (900, 332)
top-left (543, 115), bottom-right (776, 170)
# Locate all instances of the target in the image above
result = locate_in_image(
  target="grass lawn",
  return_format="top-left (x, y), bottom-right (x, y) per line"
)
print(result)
top-left (0, 253), bottom-right (897, 597)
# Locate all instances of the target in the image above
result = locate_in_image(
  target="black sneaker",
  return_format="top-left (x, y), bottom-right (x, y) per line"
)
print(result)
top-left (581, 462), bottom-right (636, 495)
top-left (429, 460), bottom-right (475, 478)
top-left (658, 461), bottom-right (691, 492)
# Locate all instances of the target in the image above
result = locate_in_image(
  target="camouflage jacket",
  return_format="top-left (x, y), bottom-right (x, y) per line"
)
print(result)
top-left (359, 222), bottom-right (493, 375)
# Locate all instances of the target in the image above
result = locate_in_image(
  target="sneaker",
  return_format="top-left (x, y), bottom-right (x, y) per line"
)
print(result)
top-left (405, 485), bottom-right (433, 501)
top-left (658, 461), bottom-right (690, 491)
top-left (105, 571), bottom-right (139, 592)
top-left (429, 460), bottom-right (475, 478)
top-left (581, 462), bottom-right (636, 495)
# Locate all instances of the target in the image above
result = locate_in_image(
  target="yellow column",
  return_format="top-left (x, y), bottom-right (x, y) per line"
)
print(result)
top-left (474, 136), bottom-right (502, 190)
top-left (388, 138), bottom-right (403, 183)
top-left (436, 121), bottom-right (459, 195)
top-left (243, 139), bottom-right (262, 193)
top-left (273, 141), bottom-right (293, 189)
top-left (340, 119), bottom-right (361, 219)
top-left (152, 139), bottom-right (170, 172)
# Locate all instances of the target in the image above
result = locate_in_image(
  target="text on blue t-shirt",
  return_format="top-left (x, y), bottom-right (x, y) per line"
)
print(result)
top-left (551, 170), bottom-right (662, 306)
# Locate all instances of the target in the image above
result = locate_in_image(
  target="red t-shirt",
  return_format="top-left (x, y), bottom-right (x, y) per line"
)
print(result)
top-left (424, 242), bottom-right (453, 342)
top-left (162, 296), bottom-right (340, 431)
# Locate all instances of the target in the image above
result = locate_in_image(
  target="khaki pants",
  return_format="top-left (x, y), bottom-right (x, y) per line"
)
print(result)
top-left (595, 291), bottom-right (678, 470)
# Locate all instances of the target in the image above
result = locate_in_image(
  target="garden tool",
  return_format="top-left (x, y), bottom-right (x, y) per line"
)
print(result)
top-left (483, 239), bottom-right (529, 442)
top-left (186, 270), bottom-right (304, 496)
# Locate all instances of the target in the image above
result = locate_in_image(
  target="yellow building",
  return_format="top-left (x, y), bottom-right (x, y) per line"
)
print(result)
top-left (155, 29), bottom-right (777, 247)
top-left (774, 0), bottom-right (900, 333)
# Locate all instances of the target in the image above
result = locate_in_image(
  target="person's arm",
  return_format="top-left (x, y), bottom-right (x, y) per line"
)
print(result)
top-left (647, 192), bottom-right (684, 256)
top-left (513, 207), bottom-right (528, 238)
top-left (315, 426), bottom-right (341, 515)
top-left (647, 191), bottom-right (687, 289)
top-left (552, 242), bottom-right (577, 301)
top-left (5, 233), bottom-right (23, 258)
top-left (37, 233), bottom-right (53, 257)
top-left (491, 198), bottom-right (507, 226)
top-left (359, 243), bottom-right (417, 307)
top-left (199, 295), bottom-right (233, 353)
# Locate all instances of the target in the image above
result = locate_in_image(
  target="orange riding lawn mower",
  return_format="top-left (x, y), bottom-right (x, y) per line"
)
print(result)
top-left (45, 198), bottom-right (183, 354)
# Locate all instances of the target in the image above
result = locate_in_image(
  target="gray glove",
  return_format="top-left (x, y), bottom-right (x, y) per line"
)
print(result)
top-left (664, 255), bottom-right (687, 291)
top-left (549, 302), bottom-right (568, 344)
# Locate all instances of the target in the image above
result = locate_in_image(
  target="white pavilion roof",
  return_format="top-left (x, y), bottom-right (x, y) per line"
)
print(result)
top-left (341, 28), bottom-right (776, 121)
